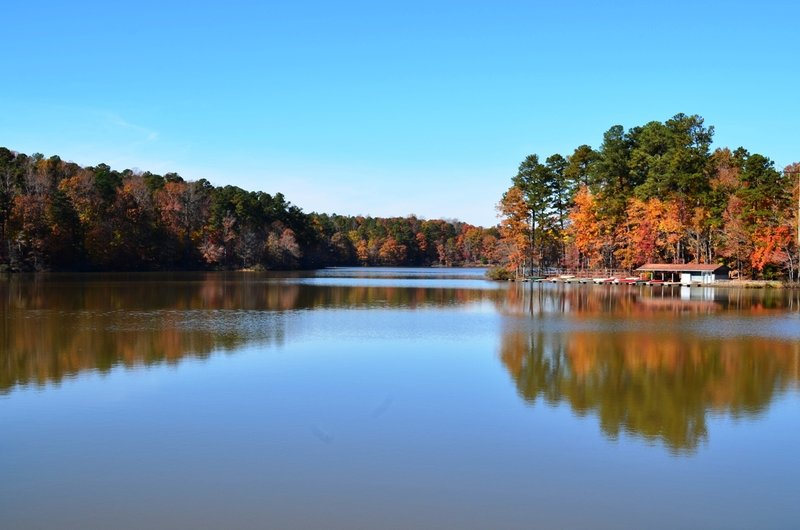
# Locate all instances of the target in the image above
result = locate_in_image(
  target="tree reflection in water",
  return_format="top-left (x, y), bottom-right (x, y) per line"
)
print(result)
top-left (497, 283), bottom-right (800, 453)
top-left (0, 272), bottom-right (495, 392)
top-left (2, 273), bottom-right (798, 456)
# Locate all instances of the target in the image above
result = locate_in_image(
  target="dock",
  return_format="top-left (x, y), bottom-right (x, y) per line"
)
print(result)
top-left (531, 271), bottom-right (684, 287)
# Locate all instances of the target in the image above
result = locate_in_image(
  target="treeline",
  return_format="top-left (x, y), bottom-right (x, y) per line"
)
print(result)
top-left (497, 113), bottom-right (799, 280)
top-left (0, 147), bottom-right (498, 271)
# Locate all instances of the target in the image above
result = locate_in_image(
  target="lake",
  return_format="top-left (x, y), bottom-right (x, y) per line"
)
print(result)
top-left (1, 269), bottom-right (799, 529)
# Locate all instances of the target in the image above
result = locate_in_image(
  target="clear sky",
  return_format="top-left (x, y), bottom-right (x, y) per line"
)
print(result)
top-left (2, 0), bottom-right (798, 226)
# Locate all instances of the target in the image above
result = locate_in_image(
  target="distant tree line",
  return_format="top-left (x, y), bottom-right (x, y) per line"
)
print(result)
top-left (496, 113), bottom-right (799, 280)
top-left (0, 147), bottom-right (498, 271)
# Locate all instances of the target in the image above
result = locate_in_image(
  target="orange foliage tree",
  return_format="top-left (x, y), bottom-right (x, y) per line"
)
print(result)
top-left (566, 185), bottom-right (604, 269)
top-left (497, 186), bottom-right (532, 277)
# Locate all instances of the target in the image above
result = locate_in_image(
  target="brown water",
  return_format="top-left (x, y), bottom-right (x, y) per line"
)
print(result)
top-left (1, 270), bottom-right (799, 529)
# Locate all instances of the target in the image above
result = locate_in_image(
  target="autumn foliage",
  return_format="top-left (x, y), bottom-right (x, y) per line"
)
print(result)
top-left (495, 114), bottom-right (799, 280)
top-left (496, 283), bottom-right (800, 452)
top-left (0, 148), bottom-right (498, 271)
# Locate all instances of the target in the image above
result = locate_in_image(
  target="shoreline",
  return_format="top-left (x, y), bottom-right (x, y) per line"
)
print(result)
top-left (498, 276), bottom-right (798, 289)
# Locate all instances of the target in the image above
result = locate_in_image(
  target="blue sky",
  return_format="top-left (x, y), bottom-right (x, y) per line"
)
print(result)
top-left (2, 1), bottom-right (798, 226)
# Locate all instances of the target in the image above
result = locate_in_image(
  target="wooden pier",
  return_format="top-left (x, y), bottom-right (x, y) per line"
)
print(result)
top-left (528, 270), bottom-right (684, 287)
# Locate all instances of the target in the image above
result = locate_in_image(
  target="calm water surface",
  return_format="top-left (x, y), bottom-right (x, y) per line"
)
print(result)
top-left (2, 269), bottom-right (799, 529)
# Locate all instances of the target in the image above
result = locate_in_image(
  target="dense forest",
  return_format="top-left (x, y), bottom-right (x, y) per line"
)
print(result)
top-left (0, 147), bottom-right (498, 271)
top-left (496, 113), bottom-right (799, 281)
top-left (2, 113), bottom-right (797, 278)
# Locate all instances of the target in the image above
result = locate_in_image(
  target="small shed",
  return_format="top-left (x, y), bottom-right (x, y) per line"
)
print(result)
top-left (636, 263), bottom-right (730, 285)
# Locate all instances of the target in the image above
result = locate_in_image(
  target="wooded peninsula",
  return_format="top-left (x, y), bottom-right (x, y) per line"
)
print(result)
top-left (1, 113), bottom-right (797, 280)
top-left (497, 113), bottom-right (798, 282)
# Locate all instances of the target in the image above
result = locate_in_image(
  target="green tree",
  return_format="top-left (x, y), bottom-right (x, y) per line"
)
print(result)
top-left (632, 113), bottom-right (713, 201)
top-left (512, 154), bottom-right (555, 271)
top-left (564, 144), bottom-right (598, 189)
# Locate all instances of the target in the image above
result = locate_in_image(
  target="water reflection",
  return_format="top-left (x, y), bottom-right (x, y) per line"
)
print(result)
top-left (500, 325), bottom-right (799, 453)
top-left (4, 272), bottom-right (800, 529)
top-left (497, 283), bottom-right (800, 453)
top-left (2, 273), bottom-right (798, 456)
top-left (497, 281), bottom-right (800, 316)
top-left (0, 272), bottom-right (500, 393)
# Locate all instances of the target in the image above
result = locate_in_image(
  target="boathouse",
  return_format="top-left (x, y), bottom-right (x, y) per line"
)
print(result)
top-left (635, 263), bottom-right (730, 285)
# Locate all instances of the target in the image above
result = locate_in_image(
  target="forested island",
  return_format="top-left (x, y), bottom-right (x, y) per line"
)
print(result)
top-left (1, 113), bottom-right (797, 279)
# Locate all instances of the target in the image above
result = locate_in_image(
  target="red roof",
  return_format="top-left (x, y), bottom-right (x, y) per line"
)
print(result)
top-left (636, 263), bottom-right (725, 272)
